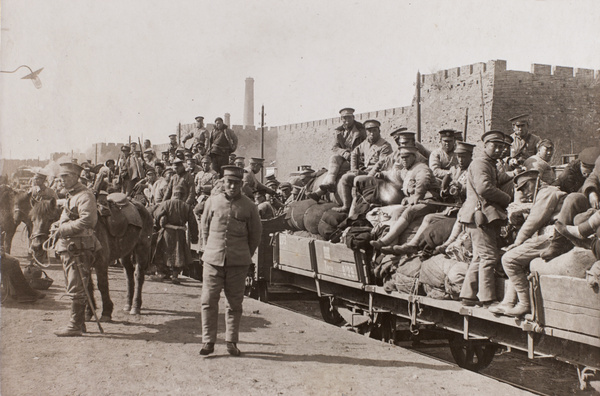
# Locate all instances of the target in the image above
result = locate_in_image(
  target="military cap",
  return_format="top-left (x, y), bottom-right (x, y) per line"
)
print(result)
top-left (195, 115), bottom-right (204, 121)
top-left (537, 138), bottom-right (554, 149)
top-left (215, 117), bottom-right (224, 122)
top-left (144, 148), bottom-right (154, 154)
top-left (59, 162), bottom-right (83, 176)
top-left (481, 130), bottom-right (506, 144)
top-left (222, 165), bottom-right (244, 181)
top-left (390, 127), bottom-right (409, 137)
top-left (438, 129), bottom-right (456, 140)
top-left (509, 114), bottom-right (530, 125)
top-left (253, 187), bottom-right (267, 196)
top-left (250, 157), bottom-right (265, 164)
top-left (454, 142), bottom-right (476, 154)
top-left (265, 179), bottom-right (279, 189)
top-left (300, 169), bottom-right (315, 175)
top-left (454, 131), bottom-right (464, 141)
top-left (33, 171), bottom-right (48, 180)
top-left (172, 158), bottom-right (184, 165)
top-left (235, 156), bottom-right (246, 161)
top-left (146, 168), bottom-right (156, 175)
top-left (364, 119), bottom-right (381, 129)
top-left (121, 145), bottom-right (131, 152)
top-left (200, 155), bottom-right (212, 162)
top-left (107, 192), bottom-right (128, 205)
top-left (579, 147), bottom-right (600, 166)
top-left (162, 168), bottom-right (174, 177)
top-left (105, 159), bottom-right (115, 166)
top-left (298, 165), bottom-right (312, 171)
top-left (513, 170), bottom-right (539, 191)
top-left (184, 151), bottom-right (193, 159)
top-left (399, 146), bottom-right (418, 156)
top-left (168, 133), bottom-right (177, 138)
top-left (339, 108), bottom-right (355, 117)
top-left (279, 182), bottom-right (292, 191)
top-left (503, 134), bottom-right (514, 145)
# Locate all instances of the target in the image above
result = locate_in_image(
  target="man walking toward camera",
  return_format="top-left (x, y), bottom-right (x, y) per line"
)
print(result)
top-left (199, 165), bottom-right (262, 356)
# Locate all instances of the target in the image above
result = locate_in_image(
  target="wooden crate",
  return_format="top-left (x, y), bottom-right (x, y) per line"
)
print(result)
top-left (314, 240), bottom-right (364, 283)
top-left (538, 275), bottom-right (600, 338)
top-left (277, 233), bottom-right (316, 272)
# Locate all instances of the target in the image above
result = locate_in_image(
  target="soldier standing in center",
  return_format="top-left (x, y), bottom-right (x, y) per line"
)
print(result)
top-left (458, 131), bottom-right (513, 307)
top-left (317, 108), bottom-right (366, 194)
top-left (164, 158), bottom-right (196, 207)
top-left (200, 165), bottom-right (262, 357)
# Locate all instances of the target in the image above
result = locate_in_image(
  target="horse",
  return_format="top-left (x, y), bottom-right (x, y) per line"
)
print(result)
top-left (0, 185), bottom-right (32, 254)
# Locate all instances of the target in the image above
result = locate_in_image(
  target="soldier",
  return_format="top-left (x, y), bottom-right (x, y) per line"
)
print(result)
top-left (143, 148), bottom-right (159, 170)
top-left (52, 163), bottom-right (100, 336)
top-left (182, 116), bottom-right (208, 154)
top-left (234, 156), bottom-right (246, 169)
top-left (164, 158), bottom-right (196, 206)
top-left (509, 114), bottom-right (541, 166)
top-left (373, 129), bottom-right (428, 173)
top-left (193, 156), bottom-right (219, 223)
top-left (552, 146), bottom-right (600, 194)
top-left (523, 138), bottom-right (556, 186)
top-left (242, 158), bottom-right (276, 199)
top-left (318, 108), bottom-right (366, 192)
top-left (153, 167), bottom-right (173, 205)
top-left (429, 129), bottom-right (459, 180)
top-left (370, 146), bottom-right (439, 250)
top-left (334, 119), bottom-right (393, 212)
top-left (29, 171), bottom-right (58, 203)
top-left (92, 159), bottom-right (116, 194)
top-left (200, 166), bottom-right (262, 356)
top-left (254, 188), bottom-right (275, 220)
top-left (203, 117), bottom-right (238, 175)
top-left (458, 131), bottom-right (513, 307)
top-left (167, 134), bottom-right (180, 158)
top-left (185, 158), bottom-right (201, 177)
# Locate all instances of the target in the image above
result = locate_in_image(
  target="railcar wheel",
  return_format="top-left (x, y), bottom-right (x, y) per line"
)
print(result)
top-left (319, 297), bottom-right (345, 326)
top-left (448, 335), bottom-right (498, 371)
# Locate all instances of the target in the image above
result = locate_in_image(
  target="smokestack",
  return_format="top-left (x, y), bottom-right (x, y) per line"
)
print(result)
top-left (224, 113), bottom-right (231, 127)
top-left (243, 77), bottom-right (254, 127)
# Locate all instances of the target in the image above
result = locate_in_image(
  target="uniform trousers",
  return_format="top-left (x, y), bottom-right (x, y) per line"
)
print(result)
top-left (60, 250), bottom-right (92, 305)
top-left (502, 234), bottom-right (551, 292)
top-left (210, 154), bottom-right (230, 176)
top-left (459, 221), bottom-right (502, 302)
top-left (201, 262), bottom-right (248, 343)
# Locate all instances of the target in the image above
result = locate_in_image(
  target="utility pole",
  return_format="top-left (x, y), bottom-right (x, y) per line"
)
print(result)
top-left (416, 71), bottom-right (422, 143)
top-left (95, 143), bottom-right (98, 165)
top-left (260, 104), bottom-right (265, 183)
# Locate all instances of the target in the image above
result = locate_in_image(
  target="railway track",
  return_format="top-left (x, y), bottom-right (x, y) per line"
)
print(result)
top-left (267, 293), bottom-right (591, 396)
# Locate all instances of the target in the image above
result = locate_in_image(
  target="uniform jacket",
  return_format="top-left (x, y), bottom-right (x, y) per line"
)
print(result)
top-left (510, 132), bottom-right (541, 162)
top-left (125, 155), bottom-right (145, 181)
top-left (55, 182), bottom-right (98, 252)
top-left (165, 171), bottom-right (196, 206)
top-left (429, 148), bottom-right (458, 179)
top-left (242, 167), bottom-right (276, 198)
top-left (513, 186), bottom-right (566, 245)
top-left (350, 137), bottom-right (393, 172)
top-left (154, 197), bottom-right (198, 268)
top-left (400, 161), bottom-right (439, 199)
top-left (372, 148), bottom-right (427, 174)
top-left (553, 159), bottom-right (587, 194)
top-left (201, 192), bottom-right (262, 267)
top-left (152, 177), bottom-right (169, 204)
top-left (457, 154), bottom-right (512, 224)
top-left (523, 154), bottom-right (555, 185)
top-left (200, 127), bottom-right (238, 155)
top-left (582, 172), bottom-right (600, 197)
top-left (332, 122), bottom-right (366, 157)
top-left (194, 169), bottom-right (219, 195)
top-left (183, 127), bottom-right (209, 153)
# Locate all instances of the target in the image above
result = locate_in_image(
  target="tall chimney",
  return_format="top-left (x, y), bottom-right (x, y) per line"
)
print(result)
top-left (243, 77), bottom-right (254, 127)
top-left (224, 113), bottom-right (231, 127)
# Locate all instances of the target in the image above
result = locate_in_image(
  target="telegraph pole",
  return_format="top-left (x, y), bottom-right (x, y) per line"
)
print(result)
top-left (260, 104), bottom-right (265, 183)
top-left (416, 71), bottom-right (422, 143)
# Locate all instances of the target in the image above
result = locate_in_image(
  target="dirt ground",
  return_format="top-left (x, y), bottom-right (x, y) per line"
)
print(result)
top-left (0, 225), bottom-right (594, 395)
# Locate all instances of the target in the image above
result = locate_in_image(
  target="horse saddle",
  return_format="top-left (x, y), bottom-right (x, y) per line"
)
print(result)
top-left (104, 193), bottom-right (143, 238)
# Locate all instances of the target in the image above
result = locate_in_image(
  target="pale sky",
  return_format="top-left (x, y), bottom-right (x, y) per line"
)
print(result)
top-left (1, 0), bottom-right (599, 160)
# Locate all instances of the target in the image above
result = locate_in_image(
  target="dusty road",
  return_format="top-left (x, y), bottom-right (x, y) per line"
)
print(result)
top-left (0, 225), bottom-right (538, 396)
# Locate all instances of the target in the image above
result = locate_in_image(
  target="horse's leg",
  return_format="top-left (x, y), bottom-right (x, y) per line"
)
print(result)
top-left (94, 255), bottom-right (113, 322)
top-left (121, 254), bottom-right (135, 313)
top-left (131, 242), bottom-right (150, 315)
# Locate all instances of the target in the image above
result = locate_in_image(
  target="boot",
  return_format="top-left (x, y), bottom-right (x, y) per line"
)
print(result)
top-left (488, 283), bottom-right (517, 315)
top-left (540, 232), bottom-right (573, 261)
top-left (379, 218), bottom-right (410, 246)
top-left (504, 289), bottom-right (530, 318)
top-left (226, 342), bottom-right (241, 357)
top-left (555, 221), bottom-right (593, 249)
top-left (319, 173), bottom-right (337, 193)
top-left (55, 301), bottom-right (86, 337)
top-left (171, 269), bottom-right (181, 285)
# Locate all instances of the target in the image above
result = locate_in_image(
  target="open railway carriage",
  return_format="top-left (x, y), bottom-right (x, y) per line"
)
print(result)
top-left (248, 227), bottom-right (600, 390)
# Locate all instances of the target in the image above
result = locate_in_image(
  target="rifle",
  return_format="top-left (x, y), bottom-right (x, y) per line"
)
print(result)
top-left (417, 200), bottom-right (461, 208)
